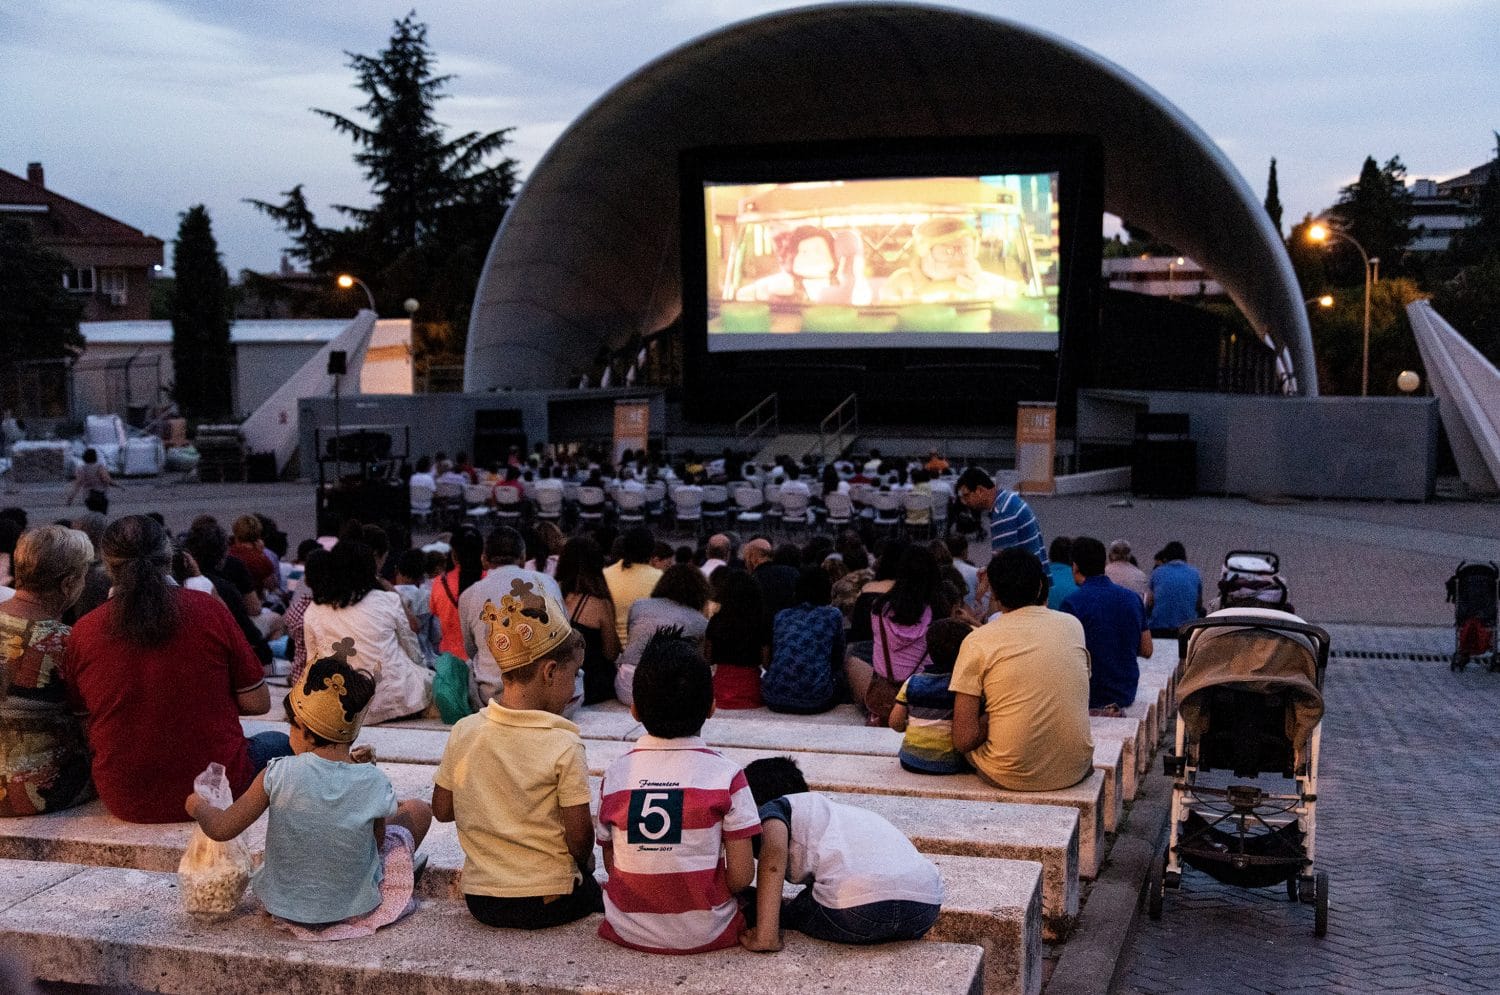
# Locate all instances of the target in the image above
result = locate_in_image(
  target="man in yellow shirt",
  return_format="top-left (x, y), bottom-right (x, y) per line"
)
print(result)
top-left (603, 527), bottom-right (663, 645)
top-left (950, 548), bottom-right (1094, 792)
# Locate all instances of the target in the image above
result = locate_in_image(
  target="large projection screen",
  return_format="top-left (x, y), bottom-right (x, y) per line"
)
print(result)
top-left (704, 174), bottom-right (1061, 352)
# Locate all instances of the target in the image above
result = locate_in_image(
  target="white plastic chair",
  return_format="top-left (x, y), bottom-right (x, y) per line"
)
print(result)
top-left (615, 488), bottom-right (647, 525)
top-left (493, 486), bottom-right (523, 524)
top-left (732, 485), bottom-right (764, 527)
top-left (535, 488), bottom-right (564, 523)
top-left (700, 484), bottom-right (730, 529)
top-left (902, 491), bottom-right (934, 538)
top-left (672, 486), bottom-right (704, 531)
top-left (822, 491), bottom-right (853, 530)
top-left (409, 480), bottom-right (436, 524)
top-left (577, 486), bottom-right (607, 525)
top-left (871, 490), bottom-right (904, 536)
top-left (464, 483), bottom-right (494, 522)
top-left (780, 489), bottom-right (811, 534)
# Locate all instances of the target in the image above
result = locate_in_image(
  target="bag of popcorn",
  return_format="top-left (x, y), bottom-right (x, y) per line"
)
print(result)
top-left (178, 763), bottom-right (252, 918)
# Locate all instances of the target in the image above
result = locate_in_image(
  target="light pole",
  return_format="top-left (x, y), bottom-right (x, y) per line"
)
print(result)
top-left (1307, 222), bottom-right (1374, 396)
top-left (336, 274), bottom-right (376, 313)
top-left (1305, 295), bottom-right (1335, 309)
top-left (1167, 256), bottom-right (1185, 300)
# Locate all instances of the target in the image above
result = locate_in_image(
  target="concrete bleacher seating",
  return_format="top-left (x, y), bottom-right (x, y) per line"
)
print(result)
top-left (0, 859), bottom-right (992, 995)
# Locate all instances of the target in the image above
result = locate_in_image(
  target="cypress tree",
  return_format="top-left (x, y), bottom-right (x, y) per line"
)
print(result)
top-left (170, 205), bottom-right (232, 420)
top-left (1264, 158), bottom-right (1283, 237)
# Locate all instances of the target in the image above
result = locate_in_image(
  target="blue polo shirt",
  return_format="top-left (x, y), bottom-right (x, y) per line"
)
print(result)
top-left (1062, 575), bottom-right (1146, 709)
top-left (1147, 560), bottom-right (1203, 631)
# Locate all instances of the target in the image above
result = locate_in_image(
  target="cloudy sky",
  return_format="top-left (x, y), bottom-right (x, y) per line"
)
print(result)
top-left (3, 0), bottom-right (1495, 275)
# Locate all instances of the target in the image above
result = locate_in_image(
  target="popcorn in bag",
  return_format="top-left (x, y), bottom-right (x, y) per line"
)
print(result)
top-left (178, 763), bottom-right (252, 918)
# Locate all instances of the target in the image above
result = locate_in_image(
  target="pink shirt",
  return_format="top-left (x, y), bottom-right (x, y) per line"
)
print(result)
top-left (871, 606), bottom-right (934, 683)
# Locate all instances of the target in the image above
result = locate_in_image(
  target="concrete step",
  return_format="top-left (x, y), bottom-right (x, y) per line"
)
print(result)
top-left (0, 860), bottom-right (989, 995)
top-left (239, 720), bottom-right (1106, 880)
top-left (0, 762), bottom-right (1077, 946)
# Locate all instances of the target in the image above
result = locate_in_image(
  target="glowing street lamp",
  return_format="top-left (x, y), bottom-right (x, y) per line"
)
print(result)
top-left (1307, 222), bottom-right (1374, 396)
top-left (1305, 294), bottom-right (1335, 309)
top-left (1167, 256), bottom-right (1186, 300)
top-left (1397, 370), bottom-right (1421, 394)
top-left (336, 274), bottom-right (376, 313)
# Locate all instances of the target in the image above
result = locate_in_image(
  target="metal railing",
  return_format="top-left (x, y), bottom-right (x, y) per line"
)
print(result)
top-left (736, 393), bottom-right (779, 448)
top-left (818, 393), bottom-right (859, 465)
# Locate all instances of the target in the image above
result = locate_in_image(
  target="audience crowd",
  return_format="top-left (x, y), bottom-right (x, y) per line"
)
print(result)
top-left (0, 444), bottom-right (1208, 952)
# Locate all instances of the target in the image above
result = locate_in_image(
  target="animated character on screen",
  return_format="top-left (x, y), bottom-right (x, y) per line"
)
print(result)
top-left (882, 216), bottom-right (1023, 305)
top-left (736, 225), bottom-right (853, 305)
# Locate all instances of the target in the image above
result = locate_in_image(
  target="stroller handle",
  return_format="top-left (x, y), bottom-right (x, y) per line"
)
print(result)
top-left (1223, 549), bottom-right (1280, 572)
top-left (1176, 615), bottom-right (1332, 674)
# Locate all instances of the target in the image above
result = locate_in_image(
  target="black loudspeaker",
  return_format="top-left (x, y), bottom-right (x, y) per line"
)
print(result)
top-left (473, 409), bottom-right (526, 468)
top-left (327, 350), bottom-right (347, 376)
top-left (1132, 440), bottom-right (1198, 497)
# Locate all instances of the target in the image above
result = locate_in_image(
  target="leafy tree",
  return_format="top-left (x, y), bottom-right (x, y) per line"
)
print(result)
top-left (170, 205), bottom-right (233, 420)
top-left (1447, 135), bottom-right (1500, 268)
top-left (1431, 254), bottom-right (1500, 364)
top-left (1264, 158), bottom-right (1283, 236)
top-left (249, 12), bottom-right (519, 363)
top-left (0, 219), bottom-right (84, 378)
top-left (1307, 277), bottom-right (1424, 395)
top-left (1119, 221), bottom-right (1178, 257)
top-left (1328, 155), bottom-right (1414, 281)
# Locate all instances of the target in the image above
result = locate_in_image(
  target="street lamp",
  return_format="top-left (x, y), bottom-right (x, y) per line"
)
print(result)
top-left (1305, 295), bottom-right (1334, 309)
top-left (1167, 256), bottom-right (1185, 300)
top-left (336, 274), bottom-right (376, 313)
top-left (1397, 370), bottom-right (1421, 393)
top-left (1307, 222), bottom-right (1374, 396)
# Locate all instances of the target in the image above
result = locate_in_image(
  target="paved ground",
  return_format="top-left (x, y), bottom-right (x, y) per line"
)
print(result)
top-left (1117, 624), bottom-right (1500, 994)
top-left (6, 476), bottom-right (1494, 625)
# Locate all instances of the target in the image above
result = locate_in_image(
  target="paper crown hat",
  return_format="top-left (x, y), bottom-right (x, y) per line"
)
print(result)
top-left (290, 639), bottom-right (371, 743)
top-left (480, 578), bottom-right (572, 673)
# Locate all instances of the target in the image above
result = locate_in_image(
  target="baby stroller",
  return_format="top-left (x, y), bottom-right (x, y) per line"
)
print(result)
top-left (1217, 550), bottom-right (1292, 613)
top-left (1447, 561), bottom-right (1499, 672)
top-left (1150, 609), bottom-right (1332, 936)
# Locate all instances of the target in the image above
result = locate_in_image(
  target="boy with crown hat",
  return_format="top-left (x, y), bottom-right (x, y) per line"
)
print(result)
top-left (186, 641), bottom-right (433, 936)
top-left (432, 579), bottom-right (602, 928)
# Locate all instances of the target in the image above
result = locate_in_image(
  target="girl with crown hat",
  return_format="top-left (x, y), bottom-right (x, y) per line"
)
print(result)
top-left (185, 640), bottom-right (433, 939)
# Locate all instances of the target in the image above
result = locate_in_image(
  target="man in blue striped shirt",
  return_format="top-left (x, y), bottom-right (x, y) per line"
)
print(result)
top-left (955, 468), bottom-right (1048, 566)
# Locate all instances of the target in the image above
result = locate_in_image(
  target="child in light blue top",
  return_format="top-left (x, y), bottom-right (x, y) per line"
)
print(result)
top-left (187, 646), bottom-right (432, 930)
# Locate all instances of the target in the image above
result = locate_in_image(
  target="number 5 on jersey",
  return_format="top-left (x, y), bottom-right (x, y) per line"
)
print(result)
top-left (627, 789), bottom-right (684, 845)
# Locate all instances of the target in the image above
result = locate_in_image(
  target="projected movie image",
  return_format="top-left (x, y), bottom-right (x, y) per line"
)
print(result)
top-left (705, 175), bottom-right (1060, 352)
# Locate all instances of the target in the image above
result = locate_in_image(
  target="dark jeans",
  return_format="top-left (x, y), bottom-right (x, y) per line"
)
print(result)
top-left (465, 872), bottom-right (603, 929)
top-left (782, 887), bottom-right (939, 944)
top-left (246, 731), bottom-right (293, 772)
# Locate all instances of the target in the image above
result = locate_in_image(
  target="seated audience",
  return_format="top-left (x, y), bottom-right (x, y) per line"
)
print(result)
top-left (555, 536), bottom-right (621, 704)
top-left (185, 517), bottom-right (274, 666)
top-left (0, 525), bottom-right (95, 816)
top-left (63, 512), bottom-right (110, 623)
top-left (739, 756), bottom-right (942, 950)
top-left (458, 527), bottom-right (566, 704)
top-left (1061, 536), bottom-right (1152, 716)
top-left (434, 585), bottom-right (601, 929)
top-left (613, 564), bottom-right (711, 705)
top-left (846, 544), bottom-right (950, 723)
top-left (62, 515), bottom-right (291, 822)
top-left (1147, 540), bottom-right (1203, 636)
top-left (1105, 539), bottom-right (1150, 602)
top-left (284, 548), bottom-right (330, 683)
top-left (949, 548), bottom-right (1093, 792)
top-left (303, 540), bottom-right (433, 725)
top-left (596, 631), bottom-right (759, 953)
top-left (889, 618), bottom-right (973, 775)
top-left (602, 527), bottom-right (662, 646)
top-left (1046, 535), bottom-right (1077, 610)
top-left (705, 568), bottom-right (770, 709)
top-left (762, 567), bottom-right (846, 715)
top-left (187, 649), bottom-right (431, 936)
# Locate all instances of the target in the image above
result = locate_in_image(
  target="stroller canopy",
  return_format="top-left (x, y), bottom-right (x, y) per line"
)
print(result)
top-left (1178, 609), bottom-right (1327, 769)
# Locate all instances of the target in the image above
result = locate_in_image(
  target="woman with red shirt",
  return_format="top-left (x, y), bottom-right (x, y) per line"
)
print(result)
top-left (429, 525), bottom-right (485, 659)
top-left (61, 516), bottom-right (291, 823)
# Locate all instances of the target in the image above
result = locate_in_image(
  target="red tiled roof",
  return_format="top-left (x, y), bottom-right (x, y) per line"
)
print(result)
top-left (0, 168), bottom-right (164, 249)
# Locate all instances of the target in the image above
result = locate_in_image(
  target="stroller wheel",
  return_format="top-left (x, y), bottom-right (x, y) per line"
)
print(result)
top-left (1452, 653), bottom-right (1468, 672)
top-left (1147, 848), bottom-right (1166, 920)
top-left (1314, 871), bottom-right (1329, 937)
top-left (1285, 876), bottom-right (1300, 902)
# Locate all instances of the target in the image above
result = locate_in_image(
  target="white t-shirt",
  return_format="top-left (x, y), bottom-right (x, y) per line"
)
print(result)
top-left (760, 792), bottom-right (943, 910)
top-left (303, 589), bottom-right (432, 725)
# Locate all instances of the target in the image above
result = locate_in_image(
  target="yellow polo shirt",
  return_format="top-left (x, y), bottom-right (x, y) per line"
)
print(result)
top-left (603, 562), bottom-right (662, 644)
top-left (434, 701), bottom-right (592, 897)
top-left (949, 606), bottom-right (1094, 792)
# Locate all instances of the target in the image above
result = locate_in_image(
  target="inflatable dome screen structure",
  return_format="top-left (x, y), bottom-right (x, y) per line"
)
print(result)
top-left (466, 3), bottom-right (1316, 395)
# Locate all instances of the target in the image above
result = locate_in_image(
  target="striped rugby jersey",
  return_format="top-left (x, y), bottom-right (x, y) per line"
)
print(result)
top-left (989, 489), bottom-right (1048, 565)
top-left (596, 735), bottom-right (761, 953)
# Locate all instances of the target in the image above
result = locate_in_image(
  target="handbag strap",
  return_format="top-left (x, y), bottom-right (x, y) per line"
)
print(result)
top-left (569, 593), bottom-right (589, 624)
top-left (876, 614), bottom-right (896, 681)
top-left (441, 572), bottom-right (458, 607)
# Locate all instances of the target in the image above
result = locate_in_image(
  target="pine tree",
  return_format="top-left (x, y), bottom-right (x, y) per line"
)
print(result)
top-left (248, 13), bottom-right (519, 360)
top-left (1264, 158), bottom-right (1283, 237)
top-left (1329, 155), bottom-right (1414, 279)
top-left (170, 205), bottom-right (232, 420)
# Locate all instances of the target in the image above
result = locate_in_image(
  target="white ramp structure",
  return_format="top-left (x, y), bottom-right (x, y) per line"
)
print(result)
top-left (241, 310), bottom-right (379, 476)
top-left (1407, 301), bottom-right (1500, 494)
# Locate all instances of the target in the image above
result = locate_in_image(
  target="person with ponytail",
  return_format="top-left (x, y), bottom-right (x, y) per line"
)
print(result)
top-left (60, 515), bottom-right (292, 823)
top-left (431, 526), bottom-right (485, 659)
